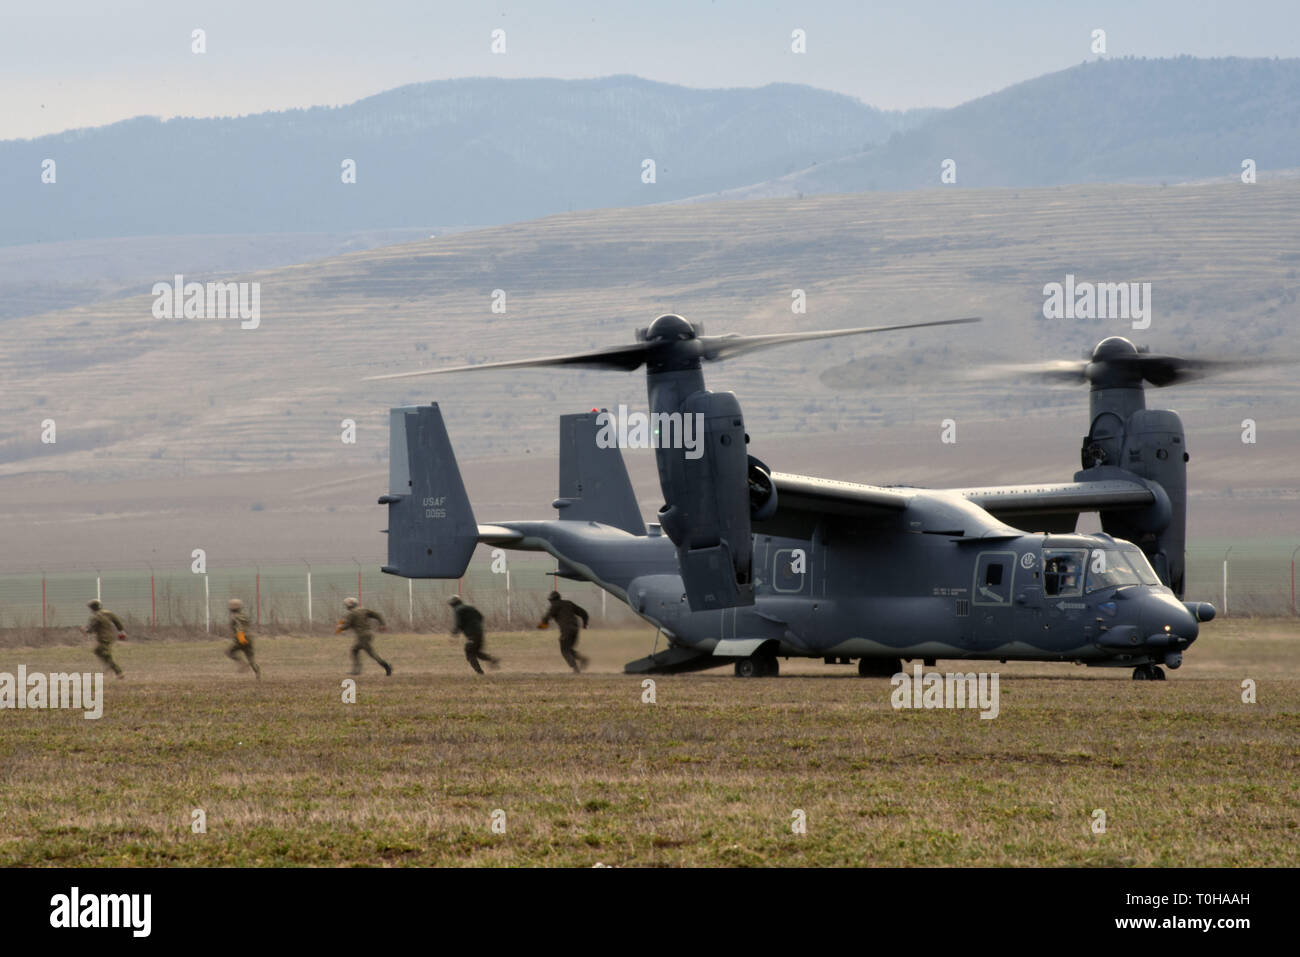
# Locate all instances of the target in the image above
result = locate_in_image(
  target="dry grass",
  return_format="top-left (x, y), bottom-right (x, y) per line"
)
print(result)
top-left (1, 617), bottom-right (1296, 866)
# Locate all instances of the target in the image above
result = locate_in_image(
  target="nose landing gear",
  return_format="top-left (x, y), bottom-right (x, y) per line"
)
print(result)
top-left (1132, 663), bottom-right (1166, 681)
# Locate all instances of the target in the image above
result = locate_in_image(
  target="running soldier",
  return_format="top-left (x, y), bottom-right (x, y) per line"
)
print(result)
top-left (538, 590), bottom-right (590, 673)
top-left (226, 598), bottom-right (261, 679)
top-left (449, 596), bottom-right (499, 674)
top-left (336, 597), bottom-right (392, 676)
top-left (84, 599), bottom-right (126, 678)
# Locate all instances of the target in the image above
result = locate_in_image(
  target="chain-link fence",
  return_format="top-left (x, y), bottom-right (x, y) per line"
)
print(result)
top-left (2, 545), bottom-right (1296, 644)
top-left (0, 554), bottom-right (634, 643)
top-left (1184, 545), bottom-right (1300, 618)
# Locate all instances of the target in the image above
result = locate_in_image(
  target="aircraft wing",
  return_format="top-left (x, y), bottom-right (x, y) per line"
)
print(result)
top-left (762, 471), bottom-right (1152, 536)
top-left (767, 473), bottom-right (912, 518)
top-left (951, 479), bottom-right (1155, 533)
top-left (760, 473), bottom-right (1019, 539)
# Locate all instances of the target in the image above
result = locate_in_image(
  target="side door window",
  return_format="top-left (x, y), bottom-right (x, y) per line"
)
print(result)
top-left (972, 551), bottom-right (1014, 605)
top-left (772, 547), bottom-right (808, 594)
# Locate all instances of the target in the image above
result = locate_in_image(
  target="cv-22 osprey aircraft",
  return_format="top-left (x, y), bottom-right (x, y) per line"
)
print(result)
top-left (369, 315), bottom-right (1225, 681)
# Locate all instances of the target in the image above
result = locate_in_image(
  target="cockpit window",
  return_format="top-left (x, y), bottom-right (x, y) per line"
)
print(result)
top-left (1043, 549), bottom-right (1085, 597)
top-left (1086, 548), bottom-right (1144, 592)
top-left (1120, 547), bottom-right (1162, 586)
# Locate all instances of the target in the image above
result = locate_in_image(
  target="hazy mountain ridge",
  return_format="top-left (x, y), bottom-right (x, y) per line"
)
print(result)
top-left (9, 57), bottom-right (1297, 245)
top-left (708, 57), bottom-right (1300, 198)
top-left (0, 76), bottom-right (928, 245)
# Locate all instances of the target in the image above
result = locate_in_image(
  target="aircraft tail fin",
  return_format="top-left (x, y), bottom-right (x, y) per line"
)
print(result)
top-left (379, 404), bottom-right (478, 578)
top-left (552, 411), bottom-right (646, 535)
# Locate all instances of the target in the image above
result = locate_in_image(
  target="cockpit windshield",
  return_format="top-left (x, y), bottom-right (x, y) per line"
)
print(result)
top-left (1120, 547), bottom-right (1162, 586)
top-left (1086, 546), bottom-right (1162, 591)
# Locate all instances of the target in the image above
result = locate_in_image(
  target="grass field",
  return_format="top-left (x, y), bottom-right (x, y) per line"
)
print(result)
top-left (1, 618), bottom-right (1297, 867)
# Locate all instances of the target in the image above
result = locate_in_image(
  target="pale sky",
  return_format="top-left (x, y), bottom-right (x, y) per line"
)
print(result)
top-left (2, 0), bottom-right (1297, 140)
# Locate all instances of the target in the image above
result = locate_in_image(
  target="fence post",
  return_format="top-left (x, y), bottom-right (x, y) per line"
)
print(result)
top-left (1291, 545), bottom-right (1299, 616)
top-left (304, 559), bottom-right (312, 630)
top-left (150, 570), bottom-right (156, 628)
top-left (408, 578), bottom-right (413, 628)
top-left (96, 571), bottom-right (101, 603)
top-left (204, 573), bottom-right (211, 633)
top-left (506, 569), bottom-right (511, 625)
top-left (255, 565), bottom-right (261, 628)
top-left (1222, 546), bottom-right (1231, 618)
top-left (41, 572), bottom-right (46, 633)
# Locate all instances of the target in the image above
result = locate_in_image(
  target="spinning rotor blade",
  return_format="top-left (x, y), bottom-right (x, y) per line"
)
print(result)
top-left (699, 316), bottom-right (981, 362)
top-left (1102, 353), bottom-right (1288, 387)
top-left (366, 315), bottom-right (981, 381)
top-left (964, 358), bottom-right (1090, 385)
top-left (365, 341), bottom-right (654, 380)
top-left (980, 351), bottom-right (1295, 388)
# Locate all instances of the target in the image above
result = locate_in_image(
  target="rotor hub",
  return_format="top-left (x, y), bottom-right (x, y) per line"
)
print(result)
top-left (645, 314), bottom-right (697, 342)
top-left (1091, 336), bottom-right (1140, 362)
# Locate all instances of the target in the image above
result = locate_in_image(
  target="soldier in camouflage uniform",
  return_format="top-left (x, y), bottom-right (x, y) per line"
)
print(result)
top-left (84, 599), bottom-right (126, 678)
top-left (449, 596), bottom-right (499, 674)
top-left (226, 598), bottom-right (261, 678)
top-left (336, 597), bottom-right (392, 676)
top-left (538, 590), bottom-right (590, 673)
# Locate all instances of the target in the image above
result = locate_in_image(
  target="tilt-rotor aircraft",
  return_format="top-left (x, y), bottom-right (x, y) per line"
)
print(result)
top-left (369, 315), bottom-right (1222, 681)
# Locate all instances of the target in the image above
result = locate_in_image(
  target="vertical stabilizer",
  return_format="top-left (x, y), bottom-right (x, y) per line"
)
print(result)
top-left (552, 411), bottom-right (646, 535)
top-left (380, 404), bottom-right (479, 578)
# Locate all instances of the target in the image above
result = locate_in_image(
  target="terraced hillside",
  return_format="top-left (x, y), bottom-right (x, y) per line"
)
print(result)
top-left (3, 180), bottom-right (1297, 570)
top-left (5, 180), bottom-right (1297, 476)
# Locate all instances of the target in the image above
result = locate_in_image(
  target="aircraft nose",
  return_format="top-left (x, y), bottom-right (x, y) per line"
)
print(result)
top-left (1143, 592), bottom-right (1199, 645)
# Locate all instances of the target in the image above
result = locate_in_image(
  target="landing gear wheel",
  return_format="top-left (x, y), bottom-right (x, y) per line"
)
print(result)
top-left (858, 657), bottom-right (902, 677)
top-left (1132, 664), bottom-right (1166, 681)
top-left (735, 656), bottom-right (778, 677)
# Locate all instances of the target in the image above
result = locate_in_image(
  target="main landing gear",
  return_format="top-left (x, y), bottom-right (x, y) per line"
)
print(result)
top-left (734, 656), bottom-right (779, 677)
top-left (1132, 663), bottom-right (1166, 681)
top-left (858, 657), bottom-right (902, 678)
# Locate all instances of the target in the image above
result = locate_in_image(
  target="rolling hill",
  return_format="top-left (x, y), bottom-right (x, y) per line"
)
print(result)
top-left (4, 58), bottom-right (1299, 247)
top-left (3, 179), bottom-right (1298, 570)
top-left (690, 57), bottom-right (1300, 200)
top-left (0, 76), bottom-right (929, 246)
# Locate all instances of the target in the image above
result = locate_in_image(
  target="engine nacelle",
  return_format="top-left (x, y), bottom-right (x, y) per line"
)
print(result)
top-left (655, 390), bottom-right (755, 611)
top-left (1078, 392), bottom-right (1188, 596)
top-left (748, 455), bottom-right (779, 522)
